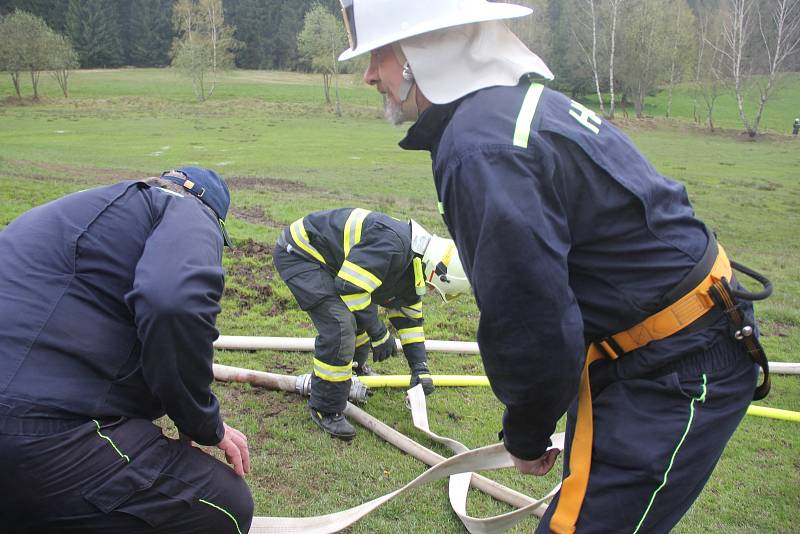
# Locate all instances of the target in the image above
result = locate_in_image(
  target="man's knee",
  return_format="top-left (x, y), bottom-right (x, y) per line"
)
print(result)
top-left (190, 452), bottom-right (254, 534)
top-left (310, 297), bottom-right (357, 362)
top-left (203, 474), bottom-right (254, 533)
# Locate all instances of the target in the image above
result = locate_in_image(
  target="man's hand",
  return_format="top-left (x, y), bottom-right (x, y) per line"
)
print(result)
top-left (511, 447), bottom-right (561, 476)
top-left (216, 423), bottom-right (251, 477)
top-left (371, 330), bottom-right (396, 362)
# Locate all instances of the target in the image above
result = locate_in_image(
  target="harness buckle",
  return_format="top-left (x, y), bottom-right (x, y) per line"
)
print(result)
top-left (595, 336), bottom-right (624, 360)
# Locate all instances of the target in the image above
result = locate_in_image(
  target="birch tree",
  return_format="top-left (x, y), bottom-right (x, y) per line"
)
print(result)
top-left (297, 3), bottom-right (348, 114)
top-left (665, 2), bottom-right (697, 118)
top-left (717, 0), bottom-right (800, 136)
top-left (694, 9), bottom-right (727, 131)
top-left (48, 32), bottom-right (79, 98)
top-left (605, 0), bottom-right (624, 118)
top-left (617, 0), bottom-right (669, 117)
top-left (171, 0), bottom-right (239, 102)
top-left (572, 0), bottom-right (607, 115)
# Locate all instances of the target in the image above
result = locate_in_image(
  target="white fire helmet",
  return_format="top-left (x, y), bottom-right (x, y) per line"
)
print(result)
top-left (337, 0), bottom-right (553, 105)
top-left (337, 0), bottom-right (532, 61)
top-left (410, 219), bottom-right (470, 302)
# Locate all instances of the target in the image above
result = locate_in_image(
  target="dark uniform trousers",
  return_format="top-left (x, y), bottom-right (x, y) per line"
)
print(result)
top-left (273, 244), bottom-right (357, 414)
top-left (0, 416), bottom-right (253, 534)
top-left (536, 334), bottom-right (757, 533)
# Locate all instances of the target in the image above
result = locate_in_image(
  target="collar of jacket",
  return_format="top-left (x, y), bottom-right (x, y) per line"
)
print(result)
top-left (398, 99), bottom-right (462, 153)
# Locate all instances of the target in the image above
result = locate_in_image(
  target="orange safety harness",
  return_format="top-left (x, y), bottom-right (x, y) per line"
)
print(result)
top-left (550, 241), bottom-right (771, 534)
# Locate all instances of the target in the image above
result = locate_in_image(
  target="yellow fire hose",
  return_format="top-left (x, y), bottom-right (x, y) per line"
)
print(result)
top-left (357, 375), bottom-right (491, 387)
top-left (355, 375), bottom-right (800, 422)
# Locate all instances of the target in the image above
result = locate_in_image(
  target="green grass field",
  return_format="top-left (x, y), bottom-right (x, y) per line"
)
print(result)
top-left (1, 69), bottom-right (798, 533)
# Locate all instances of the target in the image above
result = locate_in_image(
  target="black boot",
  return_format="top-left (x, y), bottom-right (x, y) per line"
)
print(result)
top-left (309, 407), bottom-right (356, 441)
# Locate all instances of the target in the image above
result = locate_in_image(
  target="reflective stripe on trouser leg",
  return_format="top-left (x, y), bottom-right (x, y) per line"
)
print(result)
top-left (199, 499), bottom-right (244, 534)
top-left (550, 344), bottom-right (608, 534)
top-left (398, 326), bottom-right (425, 345)
top-left (632, 374), bottom-right (707, 534)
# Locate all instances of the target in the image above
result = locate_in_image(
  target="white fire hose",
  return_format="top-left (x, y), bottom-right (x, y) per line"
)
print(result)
top-left (213, 335), bottom-right (800, 375)
top-left (212, 365), bottom-right (561, 533)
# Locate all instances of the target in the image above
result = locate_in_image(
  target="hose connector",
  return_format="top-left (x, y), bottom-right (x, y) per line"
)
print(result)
top-left (295, 373), bottom-right (312, 397)
top-left (294, 373), bottom-right (371, 404)
top-left (349, 377), bottom-right (371, 404)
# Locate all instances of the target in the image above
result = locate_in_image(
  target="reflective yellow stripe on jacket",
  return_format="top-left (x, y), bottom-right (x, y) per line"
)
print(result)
top-left (355, 331), bottom-right (370, 348)
top-left (289, 218), bottom-right (326, 264)
top-left (338, 260), bottom-right (382, 293)
top-left (343, 208), bottom-right (370, 257)
top-left (371, 331), bottom-right (390, 347)
top-left (340, 291), bottom-right (371, 312)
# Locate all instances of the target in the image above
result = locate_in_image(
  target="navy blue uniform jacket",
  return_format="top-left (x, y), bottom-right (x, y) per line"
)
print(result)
top-left (0, 181), bottom-right (225, 445)
top-left (401, 82), bottom-right (733, 460)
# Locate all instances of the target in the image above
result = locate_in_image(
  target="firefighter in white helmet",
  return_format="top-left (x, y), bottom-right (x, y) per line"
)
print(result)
top-left (274, 209), bottom-right (470, 441)
top-left (337, 2), bottom-right (770, 533)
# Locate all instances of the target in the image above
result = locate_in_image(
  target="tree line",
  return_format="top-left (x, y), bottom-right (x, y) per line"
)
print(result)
top-left (0, 0), bottom-right (341, 70)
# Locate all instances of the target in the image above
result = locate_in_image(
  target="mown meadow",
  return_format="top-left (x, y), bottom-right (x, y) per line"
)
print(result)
top-left (1, 69), bottom-right (798, 533)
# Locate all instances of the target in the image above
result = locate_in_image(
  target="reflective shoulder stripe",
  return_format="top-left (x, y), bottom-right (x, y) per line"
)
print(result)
top-left (398, 326), bottom-right (425, 345)
top-left (371, 330), bottom-right (391, 347)
top-left (340, 291), bottom-right (372, 311)
top-left (290, 218), bottom-right (326, 264)
top-left (338, 259), bottom-right (382, 293)
top-left (343, 208), bottom-right (371, 257)
top-left (513, 82), bottom-right (545, 148)
top-left (313, 358), bottom-right (353, 382)
top-left (355, 331), bottom-right (370, 347)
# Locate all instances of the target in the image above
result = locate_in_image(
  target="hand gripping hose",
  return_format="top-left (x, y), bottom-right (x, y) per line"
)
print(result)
top-left (246, 385), bottom-right (562, 534)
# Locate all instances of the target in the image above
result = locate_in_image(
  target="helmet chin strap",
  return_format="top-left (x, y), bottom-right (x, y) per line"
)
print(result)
top-left (399, 83), bottom-right (420, 122)
top-left (399, 61), bottom-right (414, 102)
top-left (394, 42), bottom-right (418, 113)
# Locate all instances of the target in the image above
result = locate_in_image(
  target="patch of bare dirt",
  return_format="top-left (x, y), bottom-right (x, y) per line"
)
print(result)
top-left (227, 175), bottom-right (315, 193)
top-left (759, 320), bottom-right (795, 338)
top-left (223, 239), bottom-right (289, 316)
top-left (229, 205), bottom-right (283, 227)
top-left (226, 239), bottom-right (274, 259)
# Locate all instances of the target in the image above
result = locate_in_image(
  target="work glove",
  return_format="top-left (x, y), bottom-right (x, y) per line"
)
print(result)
top-left (371, 329), bottom-right (396, 363)
top-left (410, 362), bottom-right (435, 396)
top-left (352, 342), bottom-right (377, 376)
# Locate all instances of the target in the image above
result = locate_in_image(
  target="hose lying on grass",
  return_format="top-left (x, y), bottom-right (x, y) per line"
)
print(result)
top-left (353, 375), bottom-right (799, 423)
top-left (213, 365), bottom-right (561, 534)
top-left (213, 335), bottom-right (800, 376)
